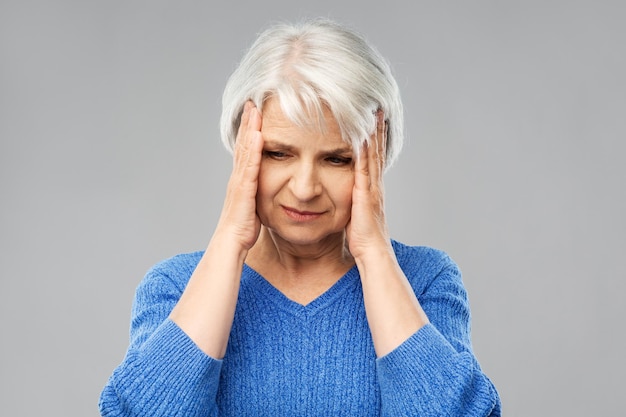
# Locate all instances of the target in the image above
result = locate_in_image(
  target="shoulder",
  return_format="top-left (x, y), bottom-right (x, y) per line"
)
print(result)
top-left (391, 239), bottom-right (458, 275)
top-left (140, 251), bottom-right (205, 293)
top-left (391, 239), bottom-right (462, 295)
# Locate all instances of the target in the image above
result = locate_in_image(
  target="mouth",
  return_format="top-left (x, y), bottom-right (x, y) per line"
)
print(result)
top-left (281, 206), bottom-right (325, 222)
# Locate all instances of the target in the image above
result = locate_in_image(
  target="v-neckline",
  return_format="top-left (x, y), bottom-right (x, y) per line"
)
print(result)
top-left (242, 263), bottom-right (360, 317)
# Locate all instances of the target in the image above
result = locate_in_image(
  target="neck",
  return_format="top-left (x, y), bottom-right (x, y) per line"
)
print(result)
top-left (248, 227), bottom-right (353, 272)
top-left (245, 227), bottom-right (355, 304)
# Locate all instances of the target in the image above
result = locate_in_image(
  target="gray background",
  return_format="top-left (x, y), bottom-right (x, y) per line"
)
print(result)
top-left (1, 1), bottom-right (624, 416)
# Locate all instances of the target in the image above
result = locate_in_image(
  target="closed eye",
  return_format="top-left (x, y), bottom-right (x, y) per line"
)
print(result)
top-left (263, 150), bottom-right (290, 160)
top-left (325, 155), bottom-right (353, 166)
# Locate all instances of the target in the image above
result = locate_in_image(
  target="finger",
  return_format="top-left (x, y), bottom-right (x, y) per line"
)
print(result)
top-left (235, 101), bottom-right (253, 148)
top-left (233, 101), bottom-right (260, 168)
top-left (243, 107), bottom-right (263, 173)
top-left (354, 141), bottom-right (370, 191)
top-left (227, 107), bottom-right (259, 193)
top-left (379, 111), bottom-right (388, 173)
top-left (368, 110), bottom-right (386, 187)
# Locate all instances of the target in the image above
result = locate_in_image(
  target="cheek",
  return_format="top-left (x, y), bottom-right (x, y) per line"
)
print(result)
top-left (256, 164), bottom-right (281, 199)
top-left (255, 171), bottom-right (277, 228)
top-left (328, 173), bottom-right (354, 210)
top-left (255, 165), bottom-right (274, 221)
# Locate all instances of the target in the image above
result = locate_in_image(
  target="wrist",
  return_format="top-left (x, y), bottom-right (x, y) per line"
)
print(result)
top-left (208, 228), bottom-right (250, 264)
top-left (352, 240), bottom-right (396, 270)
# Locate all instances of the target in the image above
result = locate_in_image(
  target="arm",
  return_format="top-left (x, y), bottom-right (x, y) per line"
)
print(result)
top-left (99, 102), bottom-right (265, 416)
top-left (99, 263), bottom-right (222, 417)
top-left (375, 254), bottom-right (501, 416)
top-left (348, 111), bottom-right (427, 357)
top-left (169, 101), bottom-right (264, 359)
top-left (347, 112), bottom-right (500, 416)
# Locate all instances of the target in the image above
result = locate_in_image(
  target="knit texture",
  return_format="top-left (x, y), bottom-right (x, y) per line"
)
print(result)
top-left (99, 240), bottom-right (501, 416)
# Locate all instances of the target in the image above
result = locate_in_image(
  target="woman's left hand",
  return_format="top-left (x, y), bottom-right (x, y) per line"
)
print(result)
top-left (346, 110), bottom-right (392, 260)
top-left (347, 111), bottom-right (429, 357)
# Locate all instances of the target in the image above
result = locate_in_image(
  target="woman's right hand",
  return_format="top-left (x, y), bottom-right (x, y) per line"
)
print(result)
top-left (214, 101), bottom-right (264, 252)
top-left (169, 101), bottom-right (264, 359)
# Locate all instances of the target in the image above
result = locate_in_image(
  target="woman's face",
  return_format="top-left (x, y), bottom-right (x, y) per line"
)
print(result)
top-left (257, 97), bottom-right (355, 247)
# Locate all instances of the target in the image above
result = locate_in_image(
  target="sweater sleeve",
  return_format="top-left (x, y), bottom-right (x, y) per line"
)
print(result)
top-left (375, 251), bottom-right (501, 416)
top-left (99, 261), bottom-right (222, 417)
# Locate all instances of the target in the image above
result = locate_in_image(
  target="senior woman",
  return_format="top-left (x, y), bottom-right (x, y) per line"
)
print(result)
top-left (100, 18), bottom-right (501, 416)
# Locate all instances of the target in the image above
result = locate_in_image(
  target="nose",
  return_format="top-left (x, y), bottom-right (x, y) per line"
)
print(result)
top-left (288, 162), bottom-right (322, 202)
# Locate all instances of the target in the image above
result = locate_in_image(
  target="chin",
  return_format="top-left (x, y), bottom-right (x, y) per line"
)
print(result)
top-left (266, 225), bottom-right (345, 247)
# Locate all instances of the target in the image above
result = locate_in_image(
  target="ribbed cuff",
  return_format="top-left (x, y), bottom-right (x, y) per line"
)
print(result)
top-left (112, 319), bottom-right (223, 415)
top-left (376, 324), bottom-right (460, 400)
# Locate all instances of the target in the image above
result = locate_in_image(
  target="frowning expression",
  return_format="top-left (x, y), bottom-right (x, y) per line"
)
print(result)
top-left (257, 97), bottom-right (355, 247)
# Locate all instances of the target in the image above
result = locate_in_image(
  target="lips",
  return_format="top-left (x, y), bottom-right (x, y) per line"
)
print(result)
top-left (281, 206), bottom-right (325, 222)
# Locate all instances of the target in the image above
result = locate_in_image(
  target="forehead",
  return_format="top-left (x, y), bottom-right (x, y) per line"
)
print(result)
top-left (261, 97), bottom-right (348, 149)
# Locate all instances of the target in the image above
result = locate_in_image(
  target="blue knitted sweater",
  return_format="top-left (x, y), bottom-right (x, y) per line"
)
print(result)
top-left (99, 240), bottom-right (501, 416)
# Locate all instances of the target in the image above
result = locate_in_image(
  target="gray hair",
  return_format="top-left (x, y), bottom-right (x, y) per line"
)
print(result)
top-left (220, 18), bottom-right (404, 169)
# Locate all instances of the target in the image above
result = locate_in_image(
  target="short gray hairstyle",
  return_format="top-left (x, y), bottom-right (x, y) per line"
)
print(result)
top-left (220, 18), bottom-right (404, 169)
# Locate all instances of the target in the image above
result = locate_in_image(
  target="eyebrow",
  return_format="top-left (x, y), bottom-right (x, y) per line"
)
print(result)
top-left (263, 140), bottom-right (353, 155)
top-left (263, 141), bottom-right (295, 151)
